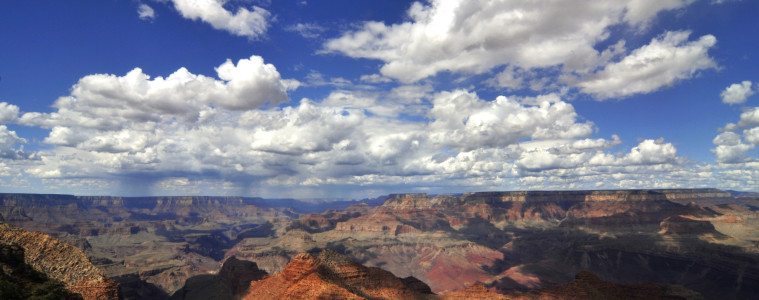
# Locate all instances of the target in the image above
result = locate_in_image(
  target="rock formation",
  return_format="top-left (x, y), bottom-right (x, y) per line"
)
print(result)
top-left (240, 250), bottom-right (698, 300)
top-left (0, 222), bottom-right (120, 300)
top-left (244, 249), bottom-right (436, 299)
top-left (2, 189), bottom-right (756, 299)
top-left (169, 256), bottom-right (267, 300)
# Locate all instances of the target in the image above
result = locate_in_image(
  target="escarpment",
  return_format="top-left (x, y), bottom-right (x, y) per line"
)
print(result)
top-left (1, 189), bottom-right (755, 299)
top-left (244, 249), bottom-right (436, 300)
top-left (0, 222), bottom-right (120, 300)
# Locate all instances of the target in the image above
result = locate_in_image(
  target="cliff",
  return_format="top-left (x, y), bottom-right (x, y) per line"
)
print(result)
top-left (169, 256), bottom-right (267, 300)
top-left (237, 250), bottom-right (697, 300)
top-left (383, 189), bottom-right (732, 208)
top-left (243, 249), bottom-right (436, 299)
top-left (0, 222), bottom-right (120, 300)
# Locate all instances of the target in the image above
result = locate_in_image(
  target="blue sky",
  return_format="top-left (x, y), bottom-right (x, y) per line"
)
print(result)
top-left (0, 0), bottom-right (757, 198)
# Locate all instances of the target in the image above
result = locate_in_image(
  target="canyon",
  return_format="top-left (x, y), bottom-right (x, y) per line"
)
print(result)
top-left (1, 189), bottom-right (758, 299)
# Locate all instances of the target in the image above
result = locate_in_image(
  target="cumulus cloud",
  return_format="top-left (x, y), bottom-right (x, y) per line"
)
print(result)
top-left (170, 0), bottom-right (270, 38)
top-left (324, 0), bottom-right (701, 87)
top-left (712, 132), bottom-right (754, 163)
top-left (577, 31), bottom-right (717, 99)
top-left (623, 0), bottom-right (696, 28)
top-left (427, 91), bottom-right (594, 151)
top-left (0, 102), bottom-right (19, 123)
top-left (713, 105), bottom-right (759, 164)
top-left (9, 65), bottom-right (697, 194)
top-left (138, 4), bottom-right (156, 20)
top-left (721, 81), bottom-right (755, 104)
top-left (744, 127), bottom-right (759, 145)
top-left (0, 125), bottom-right (34, 160)
top-left (724, 107), bottom-right (759, 131)
top-left (18, 55), bottom-right (292, 133)
top-left (0, 125), bottom-right (25, 152)
top-left (622, 139), bottom-right (679, 165)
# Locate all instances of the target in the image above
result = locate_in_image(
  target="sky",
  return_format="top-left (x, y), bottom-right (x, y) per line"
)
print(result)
top-left (0, 0), bottom-right (758, 198)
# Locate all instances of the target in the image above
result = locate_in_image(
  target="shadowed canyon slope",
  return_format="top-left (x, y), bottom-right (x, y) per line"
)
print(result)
top-left (1, 189), bottom-right (758, 299)
top-left (232, 249), bottom-right (697, 299)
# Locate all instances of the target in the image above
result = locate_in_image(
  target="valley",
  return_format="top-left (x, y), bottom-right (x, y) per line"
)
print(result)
top-left (1, 189), bottom-right (758, 299)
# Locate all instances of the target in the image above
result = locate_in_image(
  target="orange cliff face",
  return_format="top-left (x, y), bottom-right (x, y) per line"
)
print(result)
top-left (239, 250), bottom-right (696, 300)
top-left (243, 250), bottom-right (436, 300)
top-left (0, 222), bottom-right (121, 300)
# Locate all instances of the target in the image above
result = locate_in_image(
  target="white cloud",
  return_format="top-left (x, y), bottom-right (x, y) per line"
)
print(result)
top-left (11, 66), bottom-right (699, 194)
top-left (303, 70), bottom-right (352, 87)
top-left (285, 23), bottom-right (326, 39)
top-left (170, 0), bottom-right (270, 39)
top-left (724, 107), bottom-right (759, 131)
top-left (713, 108), bottom-right (759, 164)
top-left (712, 142), bottom-right (754, 164)
top-left (324, 0), bottom-right (700, 85)
top-left (427, 91), bottom-right (594, 151)
top-left (744, 127), bottom-right (759, 145)
top-left (721, 81), bottom-right (755, 104)
top-left (0, 125), bottom-right (25, 152)
top-left (488, 66), bottom-right (524, 90)
top-left (0, 102), bottom-right (19, 123)
top-left (622, 139), bottom-right (679, 165)
top-left (18, 55), bottom-right (292, 133)
top-left (0, 125), bottom-right (33, 160)
top-left (138, 4), bottom-right (156, 21)
top-left (360, 74), bottom-right (392, 84)
top-left (577, 31), bottom-right (717, 99)
top-left (623, 0), bottom-right (696, 28)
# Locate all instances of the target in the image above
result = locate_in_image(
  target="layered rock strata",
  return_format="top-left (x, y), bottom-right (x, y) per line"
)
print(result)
top-left (0, 222), bottom-right (120, 300)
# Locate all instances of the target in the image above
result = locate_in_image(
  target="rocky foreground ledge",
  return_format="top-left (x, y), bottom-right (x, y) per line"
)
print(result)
top-left (0, 222), bottom-right (121, 300)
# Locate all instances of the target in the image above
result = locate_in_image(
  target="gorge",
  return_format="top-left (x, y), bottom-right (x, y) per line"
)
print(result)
top-left (1, 189), bottom-right (758, 299)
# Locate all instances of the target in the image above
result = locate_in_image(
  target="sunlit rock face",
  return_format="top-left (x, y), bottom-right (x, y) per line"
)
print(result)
top-left (231, 189), bottom-right (759, 299)
top-left (243, 249), bottom-right (436, 300)
top-left (0, 222), bottom-right (121, 300)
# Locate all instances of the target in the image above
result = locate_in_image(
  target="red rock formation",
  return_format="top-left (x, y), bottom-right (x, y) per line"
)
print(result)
top-left (0, 222), bottom-right (121, 300)
top-left (244, 250), bottom-right (436, 300)
top-left (240, 251), bottom-right (695, 300)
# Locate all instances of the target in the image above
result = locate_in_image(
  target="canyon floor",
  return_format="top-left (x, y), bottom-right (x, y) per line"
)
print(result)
top-left (1, 189), bottom-right (758, 299)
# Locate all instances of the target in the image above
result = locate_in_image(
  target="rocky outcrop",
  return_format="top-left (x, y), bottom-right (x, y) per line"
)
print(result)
top-left (244, 249), bottom-right (436, 299)
top-left (0, 242), bottom-right (85, 300)
top-left (0, 222), bottom-right (120, 300)
top-left (169, 256), bottom-right (266, 300)
top-left (659, 216), bottom-right (719, 235)
top-left (383, 189), bottom-right (732, 207)
top-left (238, 251), bottom-right (695, 300)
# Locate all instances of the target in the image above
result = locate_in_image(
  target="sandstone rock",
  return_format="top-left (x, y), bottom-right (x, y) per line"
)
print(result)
top-left (0, 222), bottom-right (120, 300)
top-left (244, 249), bottom-right (436, 300)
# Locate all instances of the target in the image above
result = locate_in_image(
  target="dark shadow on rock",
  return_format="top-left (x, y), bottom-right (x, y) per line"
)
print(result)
top-left (169, 256), bottom-right (266, 300)
top-left (113, 274), bottom-right (170, 300)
